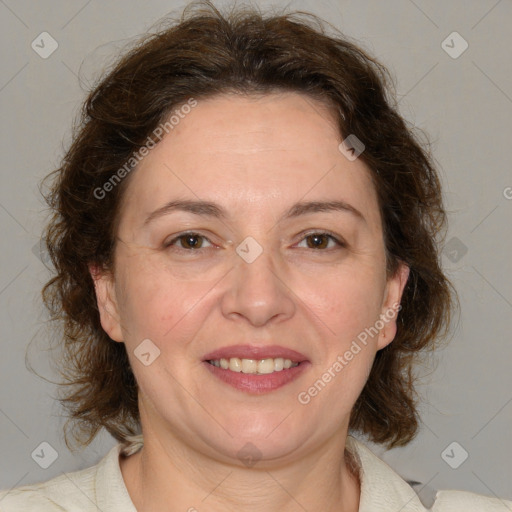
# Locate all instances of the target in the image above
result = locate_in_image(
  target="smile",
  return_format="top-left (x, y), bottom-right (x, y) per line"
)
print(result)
top-left (207, 357), bottom-right (299, 374)
top-left (202, 345), bottom-right (310, 393)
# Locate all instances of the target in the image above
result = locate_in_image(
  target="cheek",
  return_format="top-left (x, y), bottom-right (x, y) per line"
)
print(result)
top-left (301, 265), bottom-right (385, 341)
top-left (114, 255), bottom-right (223, 344)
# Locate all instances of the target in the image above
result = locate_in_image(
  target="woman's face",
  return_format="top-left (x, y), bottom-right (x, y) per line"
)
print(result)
top-left (93, 91), bottom-right (409, 464)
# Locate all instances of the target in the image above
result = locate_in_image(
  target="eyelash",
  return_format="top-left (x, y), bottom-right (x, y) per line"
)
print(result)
top-left (164, 231), bottom-right (346, 252)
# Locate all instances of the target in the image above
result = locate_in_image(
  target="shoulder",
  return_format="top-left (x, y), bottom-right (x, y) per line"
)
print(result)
top-left (0, 464), bottom-right (97, 511)
top-left (0, 443), bottom-right (136, 512)
top-left (345, 436), bottom-right (512, 512)
top-left (431, 490), bottom-right (512, 511)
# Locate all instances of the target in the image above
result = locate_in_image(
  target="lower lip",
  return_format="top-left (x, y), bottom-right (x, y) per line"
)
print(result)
top-left (203, 361), bottom-right (310, 394)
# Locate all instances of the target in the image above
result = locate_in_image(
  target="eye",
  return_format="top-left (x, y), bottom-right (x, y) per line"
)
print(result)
top-left (163, 231), bottom-right (344, 252)
top-left (296, 231), bottom-right (345, 250)
top-left (164, 232), bottom-right (214, 250)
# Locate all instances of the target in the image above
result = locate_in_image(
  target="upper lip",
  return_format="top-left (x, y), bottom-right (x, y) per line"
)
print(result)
top-left (203, 345), bottom-right (309, 363)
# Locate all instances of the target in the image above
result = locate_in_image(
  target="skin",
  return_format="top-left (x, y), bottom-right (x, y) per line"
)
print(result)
top-left (91, 91), bottom-right (409, 512)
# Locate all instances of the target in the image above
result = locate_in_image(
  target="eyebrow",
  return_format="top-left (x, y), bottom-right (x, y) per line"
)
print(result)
top-left (143, 198), bottom-right (366, 226)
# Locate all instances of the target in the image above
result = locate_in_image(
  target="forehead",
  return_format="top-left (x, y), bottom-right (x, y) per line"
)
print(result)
top-left (118, 91), bottom-right (381, 231)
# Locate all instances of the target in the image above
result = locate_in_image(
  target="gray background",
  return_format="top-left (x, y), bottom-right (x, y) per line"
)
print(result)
top-left (1, 0), bottom-right (511, 504)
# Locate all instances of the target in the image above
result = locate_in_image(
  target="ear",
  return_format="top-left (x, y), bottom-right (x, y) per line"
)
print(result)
top-left (89, 263), bottom-right (124, 342)
top-left (377, 261), bottom-right (410, 350)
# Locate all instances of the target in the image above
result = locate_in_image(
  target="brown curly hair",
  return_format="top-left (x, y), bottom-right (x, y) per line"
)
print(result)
top-left (40, 0), bottom-right (457, 451)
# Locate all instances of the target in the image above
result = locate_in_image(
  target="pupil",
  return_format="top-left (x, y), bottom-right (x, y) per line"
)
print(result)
top-left (186, 235), bottom-right (200, 248)
top-left (309, 234), bottom-right (326, 248)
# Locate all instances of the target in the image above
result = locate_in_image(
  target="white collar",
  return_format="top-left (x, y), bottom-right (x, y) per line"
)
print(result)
top-left (345, 435), bottom-right (428, 511)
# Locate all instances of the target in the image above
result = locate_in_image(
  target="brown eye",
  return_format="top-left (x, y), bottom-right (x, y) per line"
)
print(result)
top-left (297, 232), bottom-right (344, 250)
top-left (165, 232), bottom-right (212, 250)
top-left (180, 234), bottom-right (203, 249)
top-left (306, 234), bottom-right (329, 249)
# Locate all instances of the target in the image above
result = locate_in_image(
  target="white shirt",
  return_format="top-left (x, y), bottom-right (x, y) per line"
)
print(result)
top-left (0, 435), bottom-right (510, 511)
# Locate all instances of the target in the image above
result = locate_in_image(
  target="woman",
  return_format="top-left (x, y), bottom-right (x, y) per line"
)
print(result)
top-left (1, 2), bottom-right (510, 511)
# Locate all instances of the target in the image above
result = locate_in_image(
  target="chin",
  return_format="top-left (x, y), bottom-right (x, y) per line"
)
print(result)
top-left (198, 412), bottom-right (312, 463)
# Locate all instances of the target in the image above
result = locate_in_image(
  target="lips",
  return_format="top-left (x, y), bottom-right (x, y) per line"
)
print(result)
top-left (202, 344), bottom-right (309, 363)
top-left (202, 344), bottom-right (310, 394)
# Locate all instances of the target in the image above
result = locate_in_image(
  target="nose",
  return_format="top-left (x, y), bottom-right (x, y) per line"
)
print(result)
top-left (220, 241), bottom-right (296, 327)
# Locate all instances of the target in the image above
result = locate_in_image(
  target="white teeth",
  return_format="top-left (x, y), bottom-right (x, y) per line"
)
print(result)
top-left (210, 357), bottom-right (299, 374)
top-left (257, 358), bottom-right (275, 374)
top-left (241, 359), bottom-right (258, 373)
top-left (229, 358), bottom-right (242, 372)
top-left (274, 357), bottom-right (284, 371)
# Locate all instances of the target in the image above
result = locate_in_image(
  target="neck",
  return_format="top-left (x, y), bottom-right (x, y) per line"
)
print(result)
top-left (120, 427), bottom-right (360, 512)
